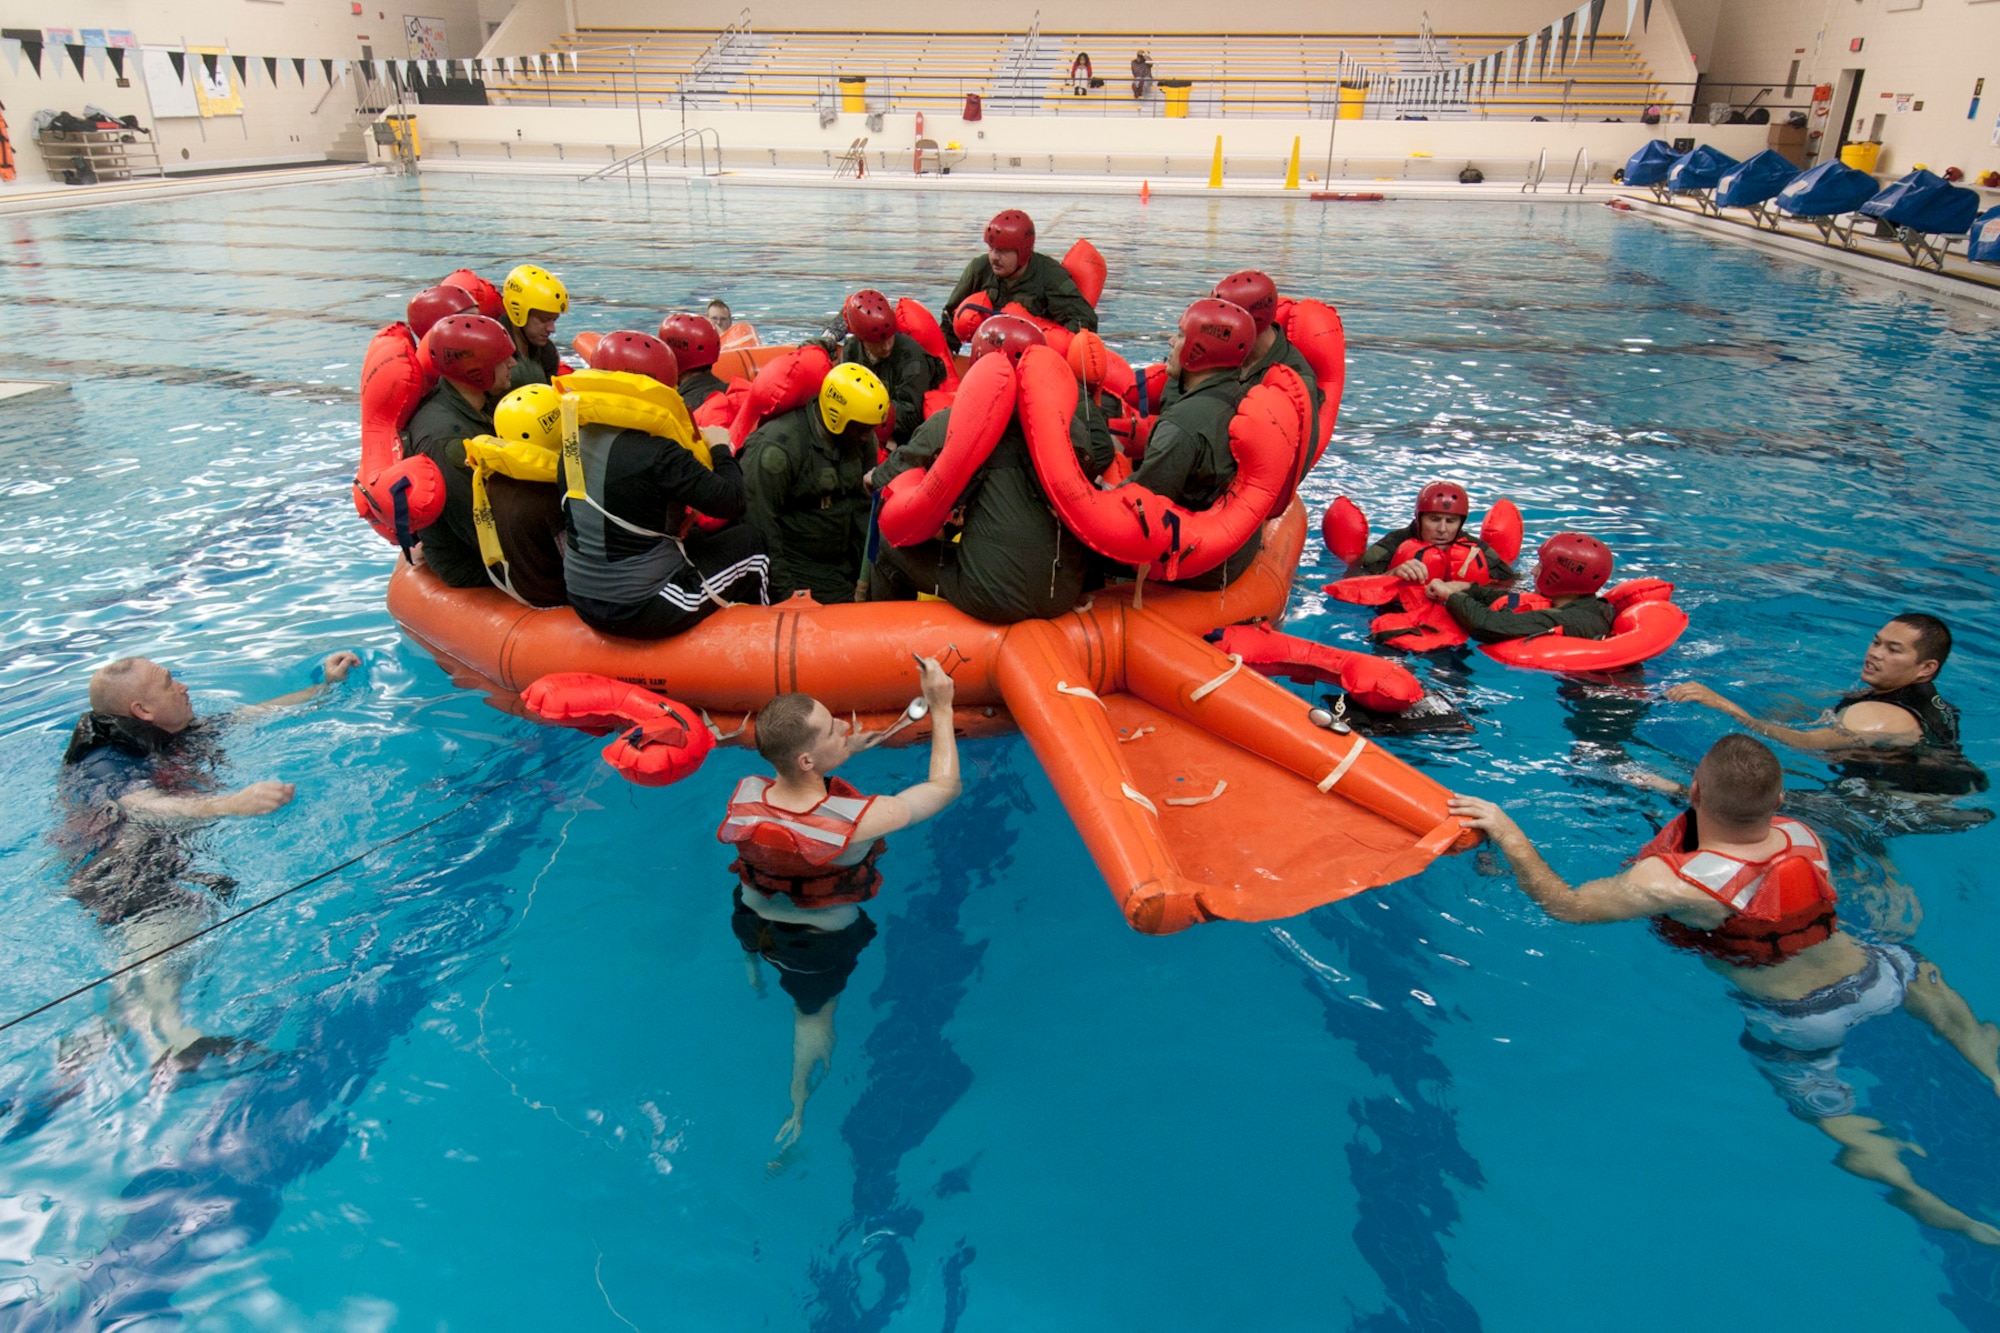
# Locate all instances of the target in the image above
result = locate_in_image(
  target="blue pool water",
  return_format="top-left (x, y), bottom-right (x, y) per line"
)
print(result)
top-left (1, 175), bottom-right (1997, 1331)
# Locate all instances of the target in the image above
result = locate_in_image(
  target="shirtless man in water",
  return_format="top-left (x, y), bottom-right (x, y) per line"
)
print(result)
top-left (1450, 734), bottom-right (2000, 1246)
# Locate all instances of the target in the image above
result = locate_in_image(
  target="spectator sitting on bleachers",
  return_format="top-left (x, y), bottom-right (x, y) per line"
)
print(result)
top-left (940, 209), bottom-right (1098, 352)
top-left (1070, 53), bottom-right (1093, 96)
top-left (1131, 51), bottom-right (1153, 101)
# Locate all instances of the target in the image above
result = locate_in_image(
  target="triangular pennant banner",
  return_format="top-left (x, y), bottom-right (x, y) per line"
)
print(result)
top-left (568, 50), bottom-right (580, 73)
top-left (1643, 0), bottom-right (1653, 30)
top-left (321, 56), bottom-right (334, 83)
top-left (1540, 26), bottom-right (1555, 76)
top-left (66, 42), bottom-right (86, 78)
top-left (264, 55), bottom-right (278, 84)
top-left (403, 60), bottom-right (419, 84)
top-left (22, 39), bottom-right (43, 75)
top-left (293, 55), bottom-right (306, 83)
top-left (200, 51), bottom-right (220, 82)
top-left (231, 53), bottom-right (247, 83)
top-left (1588, 0), bottom-right (1608, 57)
top-left (1626, 0), bottom-right (1640, 40)
top-left (1522, 32), bottom-right (1537, 83)
top-left (168, 48), bottom-right (185, 82)
top-left (107, 43), bottom-right (126, 78)
top-left (1558, 13), bottom-right (1576, 71)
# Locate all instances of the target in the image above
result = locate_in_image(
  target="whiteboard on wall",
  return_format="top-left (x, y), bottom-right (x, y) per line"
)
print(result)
top-left (140, 48), bottom-right (201, 118)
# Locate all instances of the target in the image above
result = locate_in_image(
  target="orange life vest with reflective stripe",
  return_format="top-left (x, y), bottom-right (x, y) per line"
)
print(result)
top-left (716, 775), bottom-right (885, 907)
top-left (1642, 812), bottom-right (1838, 967)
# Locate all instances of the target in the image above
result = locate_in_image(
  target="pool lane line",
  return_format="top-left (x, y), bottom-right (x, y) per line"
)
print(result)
top-left (0, 734), bottom-right (597, 1039)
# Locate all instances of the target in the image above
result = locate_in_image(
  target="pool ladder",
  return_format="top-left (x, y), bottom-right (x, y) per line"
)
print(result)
top-left (581, 127), bottom-right (723, 182)
top-left (1521, 147), bottom-right (1593, 194)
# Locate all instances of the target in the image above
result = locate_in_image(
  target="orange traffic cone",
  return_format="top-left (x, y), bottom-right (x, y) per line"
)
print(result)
top-left (1140, 179), bottom-right (1151, 203)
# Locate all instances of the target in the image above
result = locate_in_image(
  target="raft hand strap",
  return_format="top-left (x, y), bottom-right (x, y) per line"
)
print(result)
top-left (702, 709), bottom-right (751, 741)
top-left (1121, 783), bottom-right (1159, 816)
top-left (1189, 654), bottom-right (1244, 704)
top-left (390, 475), bottom-right (416, 564)
top-left (1316, 736), bottom-right (1370, 793)
top-left (1056, 681), bottom-right (1108, 709)
top-left (1162, 511), bottom-right (1183, 583)
top-left (1165, 779), bottom-right (1228, 807)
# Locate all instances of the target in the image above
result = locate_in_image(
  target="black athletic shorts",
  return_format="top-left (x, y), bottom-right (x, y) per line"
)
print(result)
top-left (730, 888), bottom-right (878, 1015)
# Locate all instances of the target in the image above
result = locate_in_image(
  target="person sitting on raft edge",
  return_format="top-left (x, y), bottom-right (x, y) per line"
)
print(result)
top-left (560, 333), bottom-right (770, 640)
top-left (499, 263), bottom-right (567, 388)
top-left (744, 364), bottom-right (888, 606)
top-left (1665, 613), bottom-right (1985, 796)
top-left (1213, 269), bottom-right (1322, 462)
top-left (814, 288), bottom-right (943, 448)
top-left (1120, 298), bottom-right (1262, 591)
top-left (719, 656), bottom-right (961, 1151)
top-left (1426, 531), bottom-right (1615, 643)
top-left (939, 209), bottom-right (1097, 353)
top-left (659, 313), bottom-right (729, 413)
top-left (1359, 481), bottom-right (1517, 583)
top-left (1448, 734), bottom-right (2000, 1249)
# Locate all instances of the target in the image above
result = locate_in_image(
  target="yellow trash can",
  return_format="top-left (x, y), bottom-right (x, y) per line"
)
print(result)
top-left (1160, 78), bottom-right (1193, 118)
top-left (839, 75), bottom-right (868, 114)
top-left (1337, 80), bottom-right (1367, 120)
top-left (1840, 141), bottom-right (1881, 172)
top-left (384, 113), bottom-right (420, 158)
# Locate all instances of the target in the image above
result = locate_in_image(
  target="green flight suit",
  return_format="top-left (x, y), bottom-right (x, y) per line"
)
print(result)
top-left (940, 252), bottom-right (1097, 350)
top-left (742, 404), bottom-right (873, 604)
top-left (1124, 372), bottom-right (1261, 590)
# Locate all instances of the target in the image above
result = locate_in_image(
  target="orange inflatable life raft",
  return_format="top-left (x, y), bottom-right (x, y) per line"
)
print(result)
top-left (386, 497), bottom-right (1474, 934)
top-left (1481, 578), bottom-right (1689, 672)
top-left (1214, 623), bottom-right (1423, 714)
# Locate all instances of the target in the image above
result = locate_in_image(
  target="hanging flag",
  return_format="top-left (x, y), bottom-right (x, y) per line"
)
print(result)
top-left (199, 51), bottom-right (220, 82)
top-left (320, 56), bottom-right (334, 83)
top-left (1539, 26), bottom-right (1554, 76)
top-left (1558, 13), bottom-right (1576, 71)
top-left (525, 53), bottom-right (542, 75)
top-left (568, 50), bottom-right (580, 73)
top-left (1643, 0), bottom-right (1653, 30)
top-left (1523, 31), bottom-right (1538, 83)
top-left (66, 42), bottom-right (86, 78)
top-left (1587, 0), bottom-right (1608, 56)
top-left (263, 55), bottom-right (278, 84)
top-left (290, 55), bottom-right (304, 84)
top-left (231, 53), bottom-right (247, 84)
top-left (107, 45), bottom-right (125, 78)
top-left (167, 48), bottom-right (185, 82)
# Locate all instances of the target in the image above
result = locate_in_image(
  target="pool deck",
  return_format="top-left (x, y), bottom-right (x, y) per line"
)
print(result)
top-left (0, 163), bottom-right (384, 218)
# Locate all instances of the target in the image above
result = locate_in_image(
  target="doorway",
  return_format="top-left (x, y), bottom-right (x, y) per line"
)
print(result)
top-left (1830, 67), bottom-right (1866, 154)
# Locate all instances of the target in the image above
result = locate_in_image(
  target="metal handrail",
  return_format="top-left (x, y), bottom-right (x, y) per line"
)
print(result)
top-left (580, 126), bottom-right (723, 181)
top-left (1564, 146), bottom-right (1590, 192)
top-left (1521, 145), bottom-right (1547, 192)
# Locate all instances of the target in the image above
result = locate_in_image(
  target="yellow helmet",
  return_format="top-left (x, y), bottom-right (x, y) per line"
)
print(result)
top-left (818, 363), bottom-right (890, 434)
top-left (501, 264), bottom-right (569, 327)
top-left (493, 383), bottom-right (564, 452)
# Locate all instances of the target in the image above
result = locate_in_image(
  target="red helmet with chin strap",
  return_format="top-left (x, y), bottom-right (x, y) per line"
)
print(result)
top-left (842, 289), bottom-right (897, 343)
top-left (968, 314), bottom-right (1046, 365)
top-left (589, 330), bottom-right (679, 385)
top-left (1212, 270), bottom-right (1279, 334)
top-left (407, 284), bottom-right (476, 340)
top-left (1535, 532), bottom-right (1614, 597)
top-left (440, 269), bottom-right (505, 322)
top-left (657, 313), bottom-right (720, 372)
top-left (984, 209), bottom-right (1035, 266)
top-left (423, 314), bottom-right (515, 391)
top-left (1415, 482), bottom-right (1471, 519)
top-left (1176, 299), bottom-right (1255, 373)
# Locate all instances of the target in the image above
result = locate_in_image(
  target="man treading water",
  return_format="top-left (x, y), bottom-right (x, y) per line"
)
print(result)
top-left (717, 657), bottom-right (961, 1149)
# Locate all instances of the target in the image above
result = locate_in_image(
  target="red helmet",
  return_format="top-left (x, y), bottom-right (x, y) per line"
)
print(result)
top-left (984, 209), bottom-right (1035, 265)
top-left (423, 313), bottom-right (515, 391)
top-left (589, 330), bottom-right (679, 385)
top-left (1212, 270), bottom-right (1279, 334)
top-left (1535, 532), bottom-right (1615, 597)
top-left (407, 284), bottom-right (476, 340)
top-left (1415, 482), bottom-right (1471, 519)
top-left (968, 315), bottom-right (1047, 365)
top-left (440, 268), bottom-right (505, 322)
top-left (657, 312), bottom-right (719, 372)
top-left (842, 289), bottom-right (897, 344)
top-left (1176, 299), bottom-right (1255, 373)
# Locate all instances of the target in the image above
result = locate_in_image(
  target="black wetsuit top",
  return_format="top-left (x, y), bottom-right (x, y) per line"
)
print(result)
top-left (56, 714), bottom-right (230, 926)
top-left (1830, 680), bottom-right (1986, 795)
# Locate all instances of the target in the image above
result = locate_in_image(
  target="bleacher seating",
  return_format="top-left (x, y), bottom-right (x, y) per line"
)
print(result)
top-left (482, 25), bottom-right (1667, 122)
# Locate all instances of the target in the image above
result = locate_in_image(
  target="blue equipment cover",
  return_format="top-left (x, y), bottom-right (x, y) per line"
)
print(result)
top-left (1667, 145), bottom-right (1740, 192)
top-left (1714, 149), bottom-right (1801, 209)
top-left (1774, 160), bottom-right (1881, 217)
top-left (1622, 139), bottom-right (1679, 187)
top-left (1969, 205), bottom-right (2000, 264)
top-left (1858, 169), bottom-right (1982, 235)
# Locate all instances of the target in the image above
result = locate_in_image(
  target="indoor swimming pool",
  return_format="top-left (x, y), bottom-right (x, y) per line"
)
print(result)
top-left (0, 174), bottom-right (1995, 1331)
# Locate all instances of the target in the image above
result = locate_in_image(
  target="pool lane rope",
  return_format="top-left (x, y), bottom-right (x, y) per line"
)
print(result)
top-left (0, 736), bottom-right (597, 1038)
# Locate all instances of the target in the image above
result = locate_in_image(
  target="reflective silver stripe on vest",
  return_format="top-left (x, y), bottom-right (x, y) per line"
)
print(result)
top-left (561, 420), bottom-right (685, 606)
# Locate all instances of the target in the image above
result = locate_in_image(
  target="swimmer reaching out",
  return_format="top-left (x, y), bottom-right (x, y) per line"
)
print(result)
top-left (719, 656), bottom-right (962, 1151)
top-left (1449, 734), bottom-right (2000, 1247)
